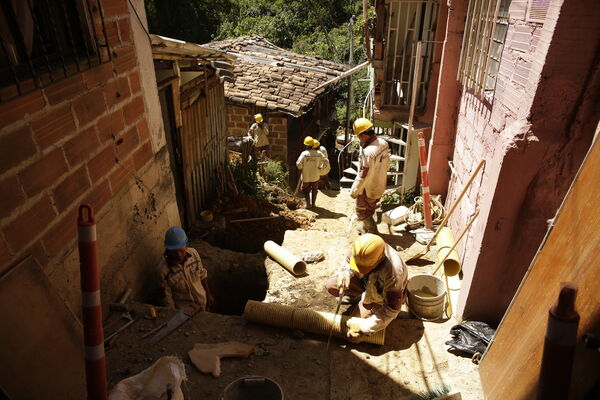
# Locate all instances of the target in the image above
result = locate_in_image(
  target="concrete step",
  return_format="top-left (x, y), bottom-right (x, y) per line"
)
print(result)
top-left (390, 154), bottom-right (405, 161)
top-left (352, 161), bottom-right (360, 169)
top-left (343, 167), bottom-right (357, 176)
top-left (340, 176), bottom-right (354, 186)
top-left (387, 171), bottom-right (404, 176)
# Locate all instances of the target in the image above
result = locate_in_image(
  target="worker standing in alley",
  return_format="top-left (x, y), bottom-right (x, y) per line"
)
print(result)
top-left (325, 233), bottom-right (407, 342)
top-left (296, 136), bottom-right (325, 208)
top-left (350, 118), bottom-right (390, 234)
top-left (312, 139), bottom-right (331, 189)
top-left (157, 226), bottom-right (214, 310)
top-left (247, 113), bottom-right (270, 158)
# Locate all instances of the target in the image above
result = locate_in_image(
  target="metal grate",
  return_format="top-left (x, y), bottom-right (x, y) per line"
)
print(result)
top-left (457, 0), bottom-right (511, 99)
top-left (526, 0), bottom-right (550, 24)
top-left (382, 0), bottom-right (439, 108)
top-left (0, 0), bottom-right (111, 102)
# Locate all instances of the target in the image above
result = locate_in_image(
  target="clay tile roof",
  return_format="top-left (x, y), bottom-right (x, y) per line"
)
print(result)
top-left (204, 35), bottom-right (348, 117)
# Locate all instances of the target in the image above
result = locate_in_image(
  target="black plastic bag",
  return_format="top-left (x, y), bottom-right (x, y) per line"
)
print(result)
top-left (445, 321), bottom-right (496, 356)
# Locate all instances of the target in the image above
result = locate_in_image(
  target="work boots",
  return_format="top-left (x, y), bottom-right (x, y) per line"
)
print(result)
top-left (311, 191), bottom-right (318, 208)
top-left (304, 192), bottom-right (311, 209)
top-left (357, 216), bottom-right (378, 234)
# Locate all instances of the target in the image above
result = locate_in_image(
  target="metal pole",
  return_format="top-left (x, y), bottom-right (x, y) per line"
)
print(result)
top-left (344, 15), bottom-right (356, 159)
top-left (77, 204), bottom-right (107, 400)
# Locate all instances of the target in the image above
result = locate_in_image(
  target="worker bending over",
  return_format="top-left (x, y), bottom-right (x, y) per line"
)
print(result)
top-left (157, 226), bottom-right (214, 310)
top-left (312, 139), bottom-right (331, 189)
top-left (247, 113), bottom-right (270, 158)
top-left (350, 118), bottom-right (390, 233)
top-left (325, 233), bottom-right (407, 342)
top-left (296, 136), bottom-right (325, 208)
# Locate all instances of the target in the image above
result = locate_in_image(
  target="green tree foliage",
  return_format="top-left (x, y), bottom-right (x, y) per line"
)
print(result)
top-left (145, 0), bottom-right (371, 124)
top-left (145, 0), bottom-right (234, 44)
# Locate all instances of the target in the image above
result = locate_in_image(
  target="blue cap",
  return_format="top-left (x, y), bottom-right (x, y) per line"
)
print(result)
top-left (164, 226), bottom-right (188, 250)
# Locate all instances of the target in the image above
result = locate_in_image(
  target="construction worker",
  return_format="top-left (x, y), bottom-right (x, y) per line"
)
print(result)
top-left (350, 118), bottom-right (390, 233)
top-left (296, 136), bottom-right (325, 208)
top-left (157, 226), bottom-right (214, 310)
top-left (325, 233), bottom-right (407, 342)
top-left (247, 113), bottom-right (270, 158)
top-left (312, 139), bottom-right (331, 189)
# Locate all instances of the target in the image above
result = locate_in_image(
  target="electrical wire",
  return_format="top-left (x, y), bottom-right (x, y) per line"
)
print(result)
top-left (405, 196), bottom-right (445, 229)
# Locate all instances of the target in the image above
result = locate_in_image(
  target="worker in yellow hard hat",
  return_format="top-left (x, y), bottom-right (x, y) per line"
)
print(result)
top-left (312, 139), bottom-right (331, 189)
top-left (325, 233), bottom-right (408, 342)
top-left (296, 136), bottom-right (326, 208)
top-left (350, 118), bottom-right (390, 234)
top-left (247, 113), bottom-right (270, 158)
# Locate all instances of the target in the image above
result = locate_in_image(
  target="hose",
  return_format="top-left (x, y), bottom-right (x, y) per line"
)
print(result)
top-left (405, 196), bottom-right (445, 229)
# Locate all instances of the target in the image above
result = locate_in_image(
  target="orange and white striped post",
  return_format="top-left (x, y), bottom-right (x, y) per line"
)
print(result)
top-left (418, 132), bottom-right (433, 229)
top-left (77, 204), bottom-right (107, 400)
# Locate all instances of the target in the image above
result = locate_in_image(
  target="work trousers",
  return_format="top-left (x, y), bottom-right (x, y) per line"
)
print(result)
top-left (301, 181), bottom-right (319, 194)
top-left (355, 192), bottom-right (380, 220)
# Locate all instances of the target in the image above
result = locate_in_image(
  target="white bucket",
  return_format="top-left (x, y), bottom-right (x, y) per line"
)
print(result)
top-left (222, 376), bottom-right (283, 400)
top-left (407, 274), bottom-right (446, 321)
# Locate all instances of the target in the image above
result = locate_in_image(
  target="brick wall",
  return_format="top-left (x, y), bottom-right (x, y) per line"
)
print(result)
top-left (443, 0), bottom-right (599, 323)
top-left (0, 0), bottom-right (179, 312)
top-left (225, 104), bottom-right (289, 163)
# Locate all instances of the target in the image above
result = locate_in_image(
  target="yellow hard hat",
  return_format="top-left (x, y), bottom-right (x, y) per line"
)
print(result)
top-left (353, 118), bottom-right (373, 136)
top-left (349, 233), bottom-right (386, 274)
top-left (303, 136), bottom-right (314, 146)
top-left (254, 113), bottom-right (263, 123)
top-left (312, 139), bottom-right (320, 149)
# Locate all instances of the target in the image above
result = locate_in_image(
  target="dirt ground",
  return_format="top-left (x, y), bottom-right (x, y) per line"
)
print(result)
top-left (106, 188), bottom-right (484, 399)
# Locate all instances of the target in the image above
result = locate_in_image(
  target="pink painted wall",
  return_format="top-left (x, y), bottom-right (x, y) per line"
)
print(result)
top-left (440, 0), bottom-right (599, 323)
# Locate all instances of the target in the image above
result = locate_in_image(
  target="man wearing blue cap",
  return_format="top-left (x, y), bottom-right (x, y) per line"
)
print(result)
top-left (157, 226), bottom-right (214, 310)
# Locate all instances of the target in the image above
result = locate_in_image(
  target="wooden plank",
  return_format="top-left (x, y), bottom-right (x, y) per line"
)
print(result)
top-left (479, 140), bottom-right (600, 399)
top-left (0, 257), bottom-right (86, 399)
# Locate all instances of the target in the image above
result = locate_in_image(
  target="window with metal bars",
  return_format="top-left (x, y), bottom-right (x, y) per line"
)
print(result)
top-left (0, 0), bottom-right (110, 102)
top-left (457, 0), bottom-right (511, 100)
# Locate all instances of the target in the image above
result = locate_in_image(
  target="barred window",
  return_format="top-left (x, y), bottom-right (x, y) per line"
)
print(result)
top-left (0, 0), bottom-right (110, 102)
top-left (457, 0), bottom-right (511, 99)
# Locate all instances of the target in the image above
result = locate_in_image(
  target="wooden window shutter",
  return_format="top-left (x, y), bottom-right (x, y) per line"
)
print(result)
top-left (527, 0), bottom-right (551, 24)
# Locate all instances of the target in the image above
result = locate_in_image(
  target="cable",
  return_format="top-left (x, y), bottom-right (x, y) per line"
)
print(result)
top-left (405, 196), bottom-right (445, 229)
top-left (127, 0), bottom-right (152, 43)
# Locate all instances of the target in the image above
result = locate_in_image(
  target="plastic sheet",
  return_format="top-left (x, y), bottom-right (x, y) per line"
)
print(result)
top-left (445, 321), bottom-right (496, 356)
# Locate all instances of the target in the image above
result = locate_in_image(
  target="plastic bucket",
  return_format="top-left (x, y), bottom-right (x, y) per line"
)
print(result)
top-left (222, 376), bottom-right (283, 400)
top-left (200, 210), bottom-right (213, 222)
top-left (407, 274), bottom-right (446, 321)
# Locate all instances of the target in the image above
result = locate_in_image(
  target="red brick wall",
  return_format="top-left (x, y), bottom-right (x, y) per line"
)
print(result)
top-left (225, 104), bottom-right (289, 163)
top-left (0, 0), bottom-right (160, 304)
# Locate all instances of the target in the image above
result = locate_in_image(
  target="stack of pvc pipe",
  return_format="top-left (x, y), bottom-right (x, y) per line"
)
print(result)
top-left (244, 300), bottom-right (385, 346)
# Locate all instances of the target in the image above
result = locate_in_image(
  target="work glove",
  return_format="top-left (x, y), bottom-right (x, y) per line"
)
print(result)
top-left (346, 317), bottom-right (368, 343)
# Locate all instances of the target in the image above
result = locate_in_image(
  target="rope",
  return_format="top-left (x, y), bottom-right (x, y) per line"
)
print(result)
top-left (405, 196), bottom-right (445, 229)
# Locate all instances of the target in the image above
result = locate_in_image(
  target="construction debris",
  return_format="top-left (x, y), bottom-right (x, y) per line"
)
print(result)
top-left (109, 357), bottom-right (186, 400)
top-left (188, 342), bottom-right (255, 377)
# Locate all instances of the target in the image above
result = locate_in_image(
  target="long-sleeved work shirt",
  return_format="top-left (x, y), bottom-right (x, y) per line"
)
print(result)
top-left (157, 248), bottom-right (208, 309)
top-left (316, 145), bottom-right (331, 175)
top-left (248, 123), bottom-right (269, 147)
top-left (296, 149), bottom-right (325, 183)
top-left (351, 136), bottom-right (390, 199)
top-left (343, 244), bottom-right (408, 334)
